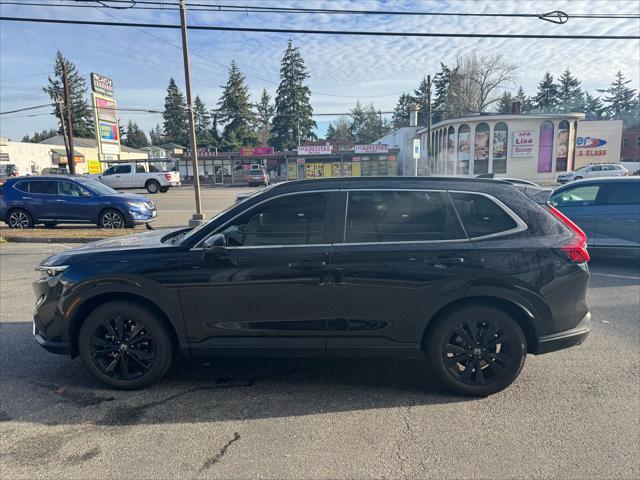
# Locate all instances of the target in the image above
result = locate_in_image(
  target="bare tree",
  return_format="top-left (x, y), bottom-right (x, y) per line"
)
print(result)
top-left (472, 53), bottom-right (518, 112)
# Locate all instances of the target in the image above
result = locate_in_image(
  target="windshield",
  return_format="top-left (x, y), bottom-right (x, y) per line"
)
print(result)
top-left (179, 184), bottom-right (277, 244)
top-left (81, 178), bottom-right (119, 195)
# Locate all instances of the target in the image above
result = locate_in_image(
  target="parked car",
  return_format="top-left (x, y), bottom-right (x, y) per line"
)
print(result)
top-left (248, 168), bottom-right (269, 187)
top-left (33, 177), bottom-right (591, 396)
top-left (475, 173), bottom-right (539, 187)
top-left (0, 176), bottom-right (156, 228)
top-left (556, 163), bottom-right (627, 184)
top-left (40, 167), bottom-right (70, 175)
top-left (89, 163), bottom-right (181, 194)
top-left (550, 177), bottom-right (640, 257)
top-left (0, 163), bottom-right (28, 184)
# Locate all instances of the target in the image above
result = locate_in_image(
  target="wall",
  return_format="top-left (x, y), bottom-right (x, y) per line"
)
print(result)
top-left (374, 126), bottom-right (419, 176)
top-left (620, 126), bottom-right (639, 162)
top-left (0, 139), bottom-right (55, 175)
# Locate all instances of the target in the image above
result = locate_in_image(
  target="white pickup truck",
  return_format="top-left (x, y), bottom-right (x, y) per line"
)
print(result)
top-left (91, 163), bottom-right (181, 193)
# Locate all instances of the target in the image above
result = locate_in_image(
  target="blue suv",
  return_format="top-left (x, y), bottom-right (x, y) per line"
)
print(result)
top-left (0, 176), bottom-right (157, 228)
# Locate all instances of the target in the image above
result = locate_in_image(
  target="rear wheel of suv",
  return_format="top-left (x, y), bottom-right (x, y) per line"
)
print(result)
top-left (99, 209), bottom-right (125, 229)
top-left (78, 301), bottom-right (173, 389)
top-left (425, 306), bottom-right (527, 396)
top-left (7, 208), bottom-right (33, 229)
top-left (159, 186), bottom-right (169, 193)
top-left (146, 180), bottom-right (160, 194)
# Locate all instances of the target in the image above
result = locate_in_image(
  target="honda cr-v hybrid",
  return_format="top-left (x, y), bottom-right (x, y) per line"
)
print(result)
top-left (33, 177), bottom-right (590, 396)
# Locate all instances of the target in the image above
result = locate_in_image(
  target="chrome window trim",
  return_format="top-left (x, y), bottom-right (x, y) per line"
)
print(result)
top-left (448, 190), bottom-right (528, 241)
top-left (192, 189), bottom-right (338, 250)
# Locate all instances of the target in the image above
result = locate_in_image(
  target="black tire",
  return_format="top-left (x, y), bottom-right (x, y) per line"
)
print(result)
top-left (99, 209), bottom-right (125, 229)
top-left (159, 186), bottom-right (169, 193)
top-left (146, 180), bottom-right (160, 194)
top-left (78, 301), bottom-right (173, 390)
top-left (43, 222), bottom-right (58, 228)
top-left (7, 208), bottom-right (33, 229)
top-left (425, 306), bottom-right (527, 397)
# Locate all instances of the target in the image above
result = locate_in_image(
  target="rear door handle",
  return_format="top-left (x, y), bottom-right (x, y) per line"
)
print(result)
top-left (425, 257), bottom-right (465, 265)
top-left (288, 260), bottom-right (327, 270)
top-left (55, 199), bottom-right (66, 202)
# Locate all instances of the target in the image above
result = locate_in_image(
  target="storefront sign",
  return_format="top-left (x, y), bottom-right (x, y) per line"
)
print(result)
top-left (185, 148), bottom-right (217, 157)
top-left (99, 122), bottom-right (119, 143)
top-left (101, 143), bottom-right (120, 155)
top-left (297, 145), bottom-right (332, 155)
top-left (354, 144), bottom-right (388, 154)
top-left (512, 130), bottom-right (536, 157)
top-left (296, 158), bottom-right (305, 164)
top-left (412, 139), bottom-right (421, 159)
top-left (91, 73), bottom-right (114, 97)
top-left (87, 159), bottom-right (102, 174)
top-left (94, 95), bottom-right (118, 123)
top-left (240, 146), bottom-right (274, 156)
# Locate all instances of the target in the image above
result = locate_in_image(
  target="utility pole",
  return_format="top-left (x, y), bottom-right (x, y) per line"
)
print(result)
top-left (179, 0), bottom-right (204, 226)
top-left (425, 74), bottom-right (432, 177)
top-left (62, 63), bottom-right (75, 174)
top-left (55, 96), bottom-right (70, 163)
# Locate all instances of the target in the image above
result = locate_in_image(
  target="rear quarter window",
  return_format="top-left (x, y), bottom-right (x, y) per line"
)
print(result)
top-left (450, 192), bottom-right (520, 238)
top-left (13, 181), bottom-right (30, 192)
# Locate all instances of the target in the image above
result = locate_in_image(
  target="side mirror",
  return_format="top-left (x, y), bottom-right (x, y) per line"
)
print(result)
top-left (202, 233), bottom-right (226, 255)
top-left (80, 190), bottom-right (92, 197)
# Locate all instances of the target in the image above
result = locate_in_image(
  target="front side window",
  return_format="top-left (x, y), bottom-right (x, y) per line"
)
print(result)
top-left (344, 190), bottom-right (460, 243)
top-left (450, 192), bottom-right (519, 238)
top-left (59, 181), bottom-right (87, 197)
top-left (550, 185), bottom-right (600, 207)
top-left (220, 193), bottom-right (328, 247)
top-left (28, 181), bottom-right (57, 195)
top-left (114, 165), bottom-right (132, 174)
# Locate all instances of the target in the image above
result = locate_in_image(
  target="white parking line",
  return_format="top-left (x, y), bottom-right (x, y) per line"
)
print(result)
top-left (591, 272), bottom-right (640, 281)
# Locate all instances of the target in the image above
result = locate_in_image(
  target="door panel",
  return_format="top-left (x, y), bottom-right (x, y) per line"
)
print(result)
top-left (551, 184), bottom-right (601, 247)
top-left (595, 182), bottom-right (640, 248)
top-left (56, 180), bottom-right (94, 222)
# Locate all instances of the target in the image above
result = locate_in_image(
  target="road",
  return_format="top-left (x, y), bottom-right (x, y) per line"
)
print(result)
top-left (0, 243), bottom-right (638, 479)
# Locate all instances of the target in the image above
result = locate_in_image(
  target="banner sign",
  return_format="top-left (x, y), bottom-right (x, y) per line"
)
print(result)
top-left (412, 139), bottom-right (421, 159)
top-left (512, 130), bottom-right (536, 157)
top-left (99, 121), bottom-right (119, 143)
top-left (87, 159), bottom-right (102, 174)
top-left (240, 146), bottom-right (274, 156)
top-left (354, 144), bottom-right (388, 154)
top-left (94, 95), bottom-right (117, 123)
top-left (297, 145), bottom-right (332, 155)
top-left (185, 148), bottom-right (217, 157)
top-left (91, 73), bottom-right (114, 97)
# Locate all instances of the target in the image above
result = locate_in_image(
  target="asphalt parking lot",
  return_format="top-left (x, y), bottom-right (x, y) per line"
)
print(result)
top-left (0, 240), bottom-right (638, 479)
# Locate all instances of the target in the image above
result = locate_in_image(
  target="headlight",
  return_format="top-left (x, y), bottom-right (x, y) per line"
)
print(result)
top-left (128, 202), bottom-right (148, 210)
top-left (36, 265), bottom-right (69, 279)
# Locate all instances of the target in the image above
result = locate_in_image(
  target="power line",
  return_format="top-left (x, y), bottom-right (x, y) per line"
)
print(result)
top-left (2, 15), bottom-right (638, 39)
top-left (0, 103), bottom-right (54, 115)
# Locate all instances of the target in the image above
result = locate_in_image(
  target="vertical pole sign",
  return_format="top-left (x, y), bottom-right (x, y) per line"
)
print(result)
top-left (91, 73), bottom-right (120, 173)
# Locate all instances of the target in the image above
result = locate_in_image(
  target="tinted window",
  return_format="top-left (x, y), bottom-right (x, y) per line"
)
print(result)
top-left (114, 165), bottom-right (131, 174)
top-left (597, 183), bottom-right (640, 205)
top-left (450, 192), bottom-right (518, 238)
top-left (59, 181), bottom-right (86, 197)
top-left (28, 181), bottom-right (58, 195)
top-left (345, 191), bottom-right (459, 243)
top-left (550, 185), bottom-right (600, 207)
top-left (14, 181), bottom-right (29, 192)
top-left (591, 166), bottom-right (602, 172)
top-left (220, 193), bottom-right (328, 247)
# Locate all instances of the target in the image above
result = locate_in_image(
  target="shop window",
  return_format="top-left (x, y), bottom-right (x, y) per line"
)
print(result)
top-left (493, 122), bottom-right (508, 174)
top-left (555, 120), bottom-right (570, 172)
top-left (457, 124), bottom-right (470, 175)
top-left (538, 121), bottom-right (554, 173)
top-left (473, 123), bottom-right (490, 174)
top-left (446, 126), bottom-right (455, 174)
top-left (621, 137), bottom-right (627, 148)
top-left (636, 136), bottom-right (640, 147)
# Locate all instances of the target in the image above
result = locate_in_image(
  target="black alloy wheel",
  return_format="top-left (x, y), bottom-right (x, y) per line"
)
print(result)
top-left (79, 301), bottom-right (173, 389)
top-left (426, 306), bottom-right (526, 396)
top-left (7, 209), bottom-right (33, 228)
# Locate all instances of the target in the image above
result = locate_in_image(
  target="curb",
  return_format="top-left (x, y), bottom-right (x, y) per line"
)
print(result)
top-left (2, 236), bottom-right (102, 243)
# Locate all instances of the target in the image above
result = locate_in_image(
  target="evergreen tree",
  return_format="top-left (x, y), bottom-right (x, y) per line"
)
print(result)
top-left (21, 128), bottom-right (59, 143)
top-left (270, 41), bottom-right (317, 150)
top-left (42, 51), bottom-right (94, 138)
top-left (583, 92), bottom-right (605, 119)
top-left (496, 92), bottom-right (513, 114)
top-left (598, 71), bottom-right (637, 118)
top-left (533, 72), bottom-right (559, 113)
top-left (414, 77), bottom-right (430, 126)
top-left (514, 86), bottom-right (534, 113)
top-left (217, 61), bottom-right (257, 150)
top-left (193, 96), bottom-right (213, 146)
top-left (209, 113), bottom-right (221, 147)
top-left (432, 63), bottom-right (456, 122)
top-left (162, 78), bottom-right (189, 145)
top-left (557, 69), bottom-right (584, 112)
top-left (350, 102), bottom-right (389, 144)
top-left (123, 120), bottom-right (149, 148)
top-left (255, 88), bottom-right (275, 145)
top-left (325, 116), bottom-right (352, 145)
top-left (149, 124), bottom-right (165, 145)
top-left (392, 93), bottom-right (415, 129)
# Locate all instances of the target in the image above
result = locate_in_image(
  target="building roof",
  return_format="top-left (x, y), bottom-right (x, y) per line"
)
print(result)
top-left (417, 113), bottom-right (587, 134)
top-left (158, 142), bottom-right (186, 149)
top-left (38, 135), bottom-right (147, 154)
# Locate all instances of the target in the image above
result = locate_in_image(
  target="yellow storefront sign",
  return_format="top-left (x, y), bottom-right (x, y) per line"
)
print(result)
top-left (87, 159), bottom-right (102, 174)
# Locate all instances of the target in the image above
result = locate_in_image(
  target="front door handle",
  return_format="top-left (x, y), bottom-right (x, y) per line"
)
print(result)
top-left (55, 199), bottom-right (66, 202)
top-left (288, 260), bottom-right (327, 270)
top-left (425, 257), bottom-right (465, 266)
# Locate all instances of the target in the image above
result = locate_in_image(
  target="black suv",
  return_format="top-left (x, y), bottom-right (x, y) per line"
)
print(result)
top-left (33, 177), bottom-right (591, 396)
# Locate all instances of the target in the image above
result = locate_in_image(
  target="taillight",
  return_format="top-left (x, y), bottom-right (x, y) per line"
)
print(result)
top-left (546, 204), bottom-right (590, 263)
top-left (164, 173), bottom-right (172, 180)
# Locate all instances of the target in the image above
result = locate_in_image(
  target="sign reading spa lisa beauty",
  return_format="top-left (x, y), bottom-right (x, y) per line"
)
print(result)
top-left (354, 144), bottom-right (389, 154)
top-left (511, 130), bottom-right (536, 157)
top-left (297, 145), bottom-right (333, 155)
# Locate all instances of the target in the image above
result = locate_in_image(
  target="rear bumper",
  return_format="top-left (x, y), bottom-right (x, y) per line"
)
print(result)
top-left (533, 311), bottom-right (591, 354)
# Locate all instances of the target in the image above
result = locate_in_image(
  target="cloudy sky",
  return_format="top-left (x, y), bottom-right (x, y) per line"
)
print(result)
top-left (1, 0), bottom-right (639, 141)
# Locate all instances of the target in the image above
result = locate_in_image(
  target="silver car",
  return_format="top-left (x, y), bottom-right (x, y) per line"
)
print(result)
top-left (557, 163), bottom-right (627, 184)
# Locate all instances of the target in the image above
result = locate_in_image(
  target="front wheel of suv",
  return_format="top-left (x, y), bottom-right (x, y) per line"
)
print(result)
top-left (425, 306), bottom-right (527, 397)
top-left (78, 301), bottom-right (173, 389)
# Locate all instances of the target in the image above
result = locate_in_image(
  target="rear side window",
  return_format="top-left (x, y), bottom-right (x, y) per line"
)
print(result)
top-left (13, 181), bottom-right (30, 192)
top-left (597, 183), bottom-right (640, 205)
top-left (550, 185), bottom-right (600, 207)
top-left (344, 190), bottom-right (460, 243)
top-left (28, 181), bottom-right (58, 195)
top-left (450, 192), bottom-right (519, 238)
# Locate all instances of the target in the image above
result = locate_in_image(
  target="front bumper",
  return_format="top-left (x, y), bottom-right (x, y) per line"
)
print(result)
top-left (533, 311), bottom-right (591, 354)
top-left (34, 331), bottom-right (70, 355)
top-left (126, 208), bottom-right (158, 224)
